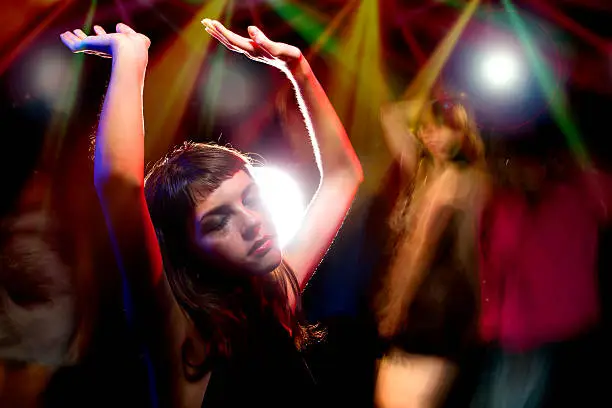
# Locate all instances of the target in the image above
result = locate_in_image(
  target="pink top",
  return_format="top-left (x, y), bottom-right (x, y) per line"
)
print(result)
top-left (478, 171), bottom-right (612, 351)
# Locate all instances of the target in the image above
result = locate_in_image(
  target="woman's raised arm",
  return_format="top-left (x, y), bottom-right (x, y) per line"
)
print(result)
top-left (60, 23), bottom-right (190, 406)
top-left (202, 20), bottom-right (363, 291)
top-left (380, 100), bottom-right (423, 179)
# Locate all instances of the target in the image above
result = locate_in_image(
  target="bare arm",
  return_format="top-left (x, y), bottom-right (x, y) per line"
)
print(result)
top-left (282, 56), bottom-right (363, 290)
top-left (378, 172), bottom-right (457, 338)
top-left (380, 100), bottom-right (422, 178)
top-left (203, 20), bottom-right (363, 292)
top-left (60, 24), bottom-right (188, 406)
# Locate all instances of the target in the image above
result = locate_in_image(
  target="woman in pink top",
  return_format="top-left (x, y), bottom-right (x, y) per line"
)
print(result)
top-left (473, 139), bottom-right (611, 408)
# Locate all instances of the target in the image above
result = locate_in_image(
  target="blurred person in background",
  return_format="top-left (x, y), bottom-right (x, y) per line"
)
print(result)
top-left (374, 95), bottom-right (489, 408)
top-left (0, 172), bottom-right (76, 408)
top-left (473, 133), bottom-right (611, 408)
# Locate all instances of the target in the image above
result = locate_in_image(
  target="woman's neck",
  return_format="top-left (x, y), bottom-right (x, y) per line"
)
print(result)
top-left (430, 159), bottom-right (452, 179)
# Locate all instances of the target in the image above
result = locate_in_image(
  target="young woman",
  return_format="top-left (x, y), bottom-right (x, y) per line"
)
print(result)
top-left (374, 97), bottom-right (488, 408)
top-left (59, 20), bottom-right (362, 407)
top-left (473, 137), bottom-right (612, 408)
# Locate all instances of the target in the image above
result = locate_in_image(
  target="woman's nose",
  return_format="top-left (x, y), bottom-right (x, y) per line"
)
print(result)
top-left (242, 209), bottom-right (263, 240)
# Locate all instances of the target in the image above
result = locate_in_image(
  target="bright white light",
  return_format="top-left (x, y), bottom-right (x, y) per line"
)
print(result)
top-left (33, 50), bottom-right (72, 105)
top-left (251, 166), bottom-right (305, 249)
top-left (14, 47), bottom-right (74, 113)
top-left (480, 49), bottom-right (522, 92)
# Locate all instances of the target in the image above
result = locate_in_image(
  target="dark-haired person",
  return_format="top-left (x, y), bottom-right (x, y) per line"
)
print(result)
top-left (59, 19), bottom-right (362, 407)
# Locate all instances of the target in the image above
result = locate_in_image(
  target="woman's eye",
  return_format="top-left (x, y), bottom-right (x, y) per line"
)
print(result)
top-left (202, 216), bottom-right (229, 233)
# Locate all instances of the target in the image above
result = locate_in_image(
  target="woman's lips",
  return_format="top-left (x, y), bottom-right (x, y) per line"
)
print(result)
top-left (250, 236), bottom-right (274, 256)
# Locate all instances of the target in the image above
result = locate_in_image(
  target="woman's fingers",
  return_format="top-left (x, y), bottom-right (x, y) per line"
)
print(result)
top-left (60, 23), bottom-right (144, 58)
top-left (247, 26), bottom-right (278, 55)
top-left (204, 21), bottom-right (230, 44)
top-left (64, 33), bottom-right (111, 55)
top-left (60, 31), bottom-right (81, 51)
top-left (60, 31), bottom-right (78, 44)
top-left (73, 29), bottom-right (87, 40)
top-left (93, 25), bottom-right (106, 35)
top-left (204, 26), bottom-right (230, 47)
top-left (116, 22), bottom-right (136, 34)
top-left (209, 20), bottom-right (256, 53)
top-left (204, 20), bottom-right (276, 62)
top-left (202, 19), bottom-right (223, 41)
top-left (202, 18), bottom-right (299, 68)
top-left (205, 26), bottom-right (243, 54)
top-left (247, 25), bottom-right (301, 61)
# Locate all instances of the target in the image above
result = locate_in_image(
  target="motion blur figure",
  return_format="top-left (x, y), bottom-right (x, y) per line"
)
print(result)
top-left (374, 96), bottom-right (489, 408)
top-left (473, 138), bottom-right (612, 408)
top-left (0, 173), bottom-right (75, 407)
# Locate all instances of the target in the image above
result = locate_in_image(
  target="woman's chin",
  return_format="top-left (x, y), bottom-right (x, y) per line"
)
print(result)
top-left (265, 252), bottom-right (283, 273)
top-left (249, 251), bottom-right (282, 276)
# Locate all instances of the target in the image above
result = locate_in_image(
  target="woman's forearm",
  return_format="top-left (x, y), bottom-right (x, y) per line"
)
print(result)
top-left (380, 101), bottom-right (421, 178)
top-left (279, 56), bottom-right (363, 289)
top-left (94, 49), bottom-right (148, 190)
top-left (289, 58), bottom-right (363, 183)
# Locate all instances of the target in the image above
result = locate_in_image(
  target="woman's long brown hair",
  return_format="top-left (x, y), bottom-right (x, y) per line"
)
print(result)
top-left (376, 101), bottom-right (486, 339)
top-left (144, 142), bottom-right (318, 380)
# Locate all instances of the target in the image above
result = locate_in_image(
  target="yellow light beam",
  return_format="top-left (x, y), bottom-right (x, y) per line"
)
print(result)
top-left (144, 0), bottom-right (229, 161)
top-left (402, 0), bottom-right (480, 125)
top-left (306, 0), bottom-right (357, 60)
top-left (328, 0), bottom-right (391, 189)
top-left (329, 0), bottom-right (370, 122)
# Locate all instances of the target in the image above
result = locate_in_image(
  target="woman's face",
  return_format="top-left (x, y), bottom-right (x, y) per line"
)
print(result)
top-left (418, 122), bottom-right (464, 162)
top-left (189, 170), bottom-right (281, 276)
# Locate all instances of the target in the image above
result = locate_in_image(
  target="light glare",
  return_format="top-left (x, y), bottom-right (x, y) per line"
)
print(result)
top-left (251, 166), bottom-right (305, 249)
top-left (480, 49), bottom-right (522, 91)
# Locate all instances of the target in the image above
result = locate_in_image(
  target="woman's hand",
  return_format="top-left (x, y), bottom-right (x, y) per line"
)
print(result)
top-left (60, 23), bottom-right (150, 64)
top-left (202, 18), bottom-right (303, 72)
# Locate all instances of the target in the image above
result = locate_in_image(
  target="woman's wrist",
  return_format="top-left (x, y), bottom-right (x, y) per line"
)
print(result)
top-left (111, 41), bottom-right (149, 72)
top-left (287, 53), bottom-right (313, 83)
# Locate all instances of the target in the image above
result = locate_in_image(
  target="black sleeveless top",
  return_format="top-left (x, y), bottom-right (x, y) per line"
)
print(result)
top-left (201, 313), bottom-right (318, 408)
top-left (390, 210), bottom-right (480, 361)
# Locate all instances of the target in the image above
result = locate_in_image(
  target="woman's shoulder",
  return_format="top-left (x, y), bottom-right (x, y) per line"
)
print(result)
top-left (435, 165), bottom-right (489, 215)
